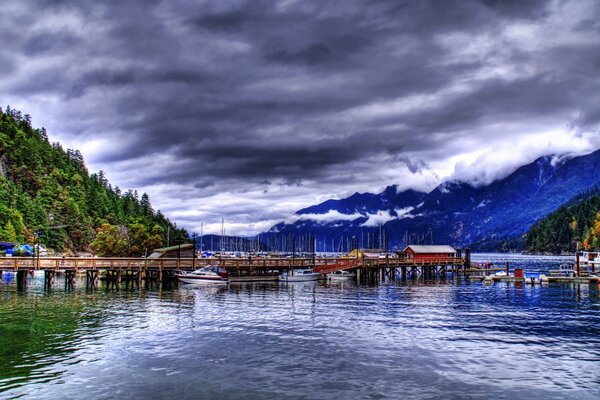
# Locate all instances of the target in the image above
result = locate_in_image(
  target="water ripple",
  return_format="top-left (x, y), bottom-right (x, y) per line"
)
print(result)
top-left (1, 263), bottom-right (599, 399)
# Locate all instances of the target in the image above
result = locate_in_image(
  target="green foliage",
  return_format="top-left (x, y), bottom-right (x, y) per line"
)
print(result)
top-left (525, 190), bottom-right (600, 253)
top-left (0, 106), bottom-right (188, 255)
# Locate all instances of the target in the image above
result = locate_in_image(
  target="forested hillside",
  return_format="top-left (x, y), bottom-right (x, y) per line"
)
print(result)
top-left (525, 190), bottom-right (600, 254)
top-left (0, 106), bottom-right (188, 256)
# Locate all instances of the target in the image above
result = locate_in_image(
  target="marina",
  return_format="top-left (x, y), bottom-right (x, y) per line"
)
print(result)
top-left (0, 245), bottom-right (471, 288)
top-left (1, 253), bottom-right (598, 400)
top-left (2, 247), bottom-right (598, 288)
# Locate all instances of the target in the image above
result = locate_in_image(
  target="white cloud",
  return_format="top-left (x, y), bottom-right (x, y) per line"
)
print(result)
top-left (360, 210), bottom-right (396, 227)
top-left (287, 210), bottom-right (363, 224)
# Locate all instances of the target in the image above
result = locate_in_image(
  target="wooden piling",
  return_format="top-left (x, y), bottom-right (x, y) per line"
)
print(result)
top-left (16, 270), bottom-right (27, 287)
top-left (44, 270), bottom-right (55, 287)
top-left (65, 270), bottom-right (75, 287)
top-left (463, 248), bottom-right (471, 274)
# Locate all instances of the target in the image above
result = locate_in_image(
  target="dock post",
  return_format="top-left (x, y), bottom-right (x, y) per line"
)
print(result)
top-left (356, 268), bottom-right (360, 283)
top-left (16, 270), bottom-right (27, 287)
top-left (463, 248), bottom-right (471, 275)
top-left (505, 261), bottom-right (509, 276)
top-left (45, 270), bottom-right (55, 288)
top-left (65, 271), bottom-right (75, 288)
top-left (576, 253), bottom-right (580, 277)
top-left (86, 270), bottom-right (98, 288)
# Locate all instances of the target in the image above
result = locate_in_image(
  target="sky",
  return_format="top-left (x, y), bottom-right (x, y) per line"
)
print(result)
top-left (1, 0), bottom-right (600, 236)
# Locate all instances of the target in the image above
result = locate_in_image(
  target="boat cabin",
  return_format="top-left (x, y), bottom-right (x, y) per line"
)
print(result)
top-left (401, 245), bottom-right (457, 263)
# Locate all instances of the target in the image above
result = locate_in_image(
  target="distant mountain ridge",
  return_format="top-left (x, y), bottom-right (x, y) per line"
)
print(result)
top-left (264, 150), bottom-right (600, 251)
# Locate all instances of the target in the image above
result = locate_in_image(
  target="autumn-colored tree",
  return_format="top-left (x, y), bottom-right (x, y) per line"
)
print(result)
top-left (143, 224), bottom-right (165, 254)
top-left (128, 223), bottom-right (149, 256)
top-left (584, 212), bottom-right (600, 250)
top-left (90, 224), bottom-right (129, 257)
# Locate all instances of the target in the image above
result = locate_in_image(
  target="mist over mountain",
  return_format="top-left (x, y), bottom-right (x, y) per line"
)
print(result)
top-left (264, 150), bottom-right (600, 251)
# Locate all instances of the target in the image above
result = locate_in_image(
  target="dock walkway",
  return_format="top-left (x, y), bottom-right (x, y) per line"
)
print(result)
top-left (0, 256), bottom-right (467, 287)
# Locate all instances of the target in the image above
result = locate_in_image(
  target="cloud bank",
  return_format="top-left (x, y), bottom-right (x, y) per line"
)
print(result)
top-left (1, 0), bottom-right (599, 235)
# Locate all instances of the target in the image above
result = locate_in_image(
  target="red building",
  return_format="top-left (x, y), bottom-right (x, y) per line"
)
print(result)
top-left (402, 245), bottom-right (457, 263)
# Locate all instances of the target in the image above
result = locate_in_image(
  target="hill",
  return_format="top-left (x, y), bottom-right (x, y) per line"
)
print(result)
top-left (264, 150), bottom-right (600, 252)
top-left (0, 106), bottom-right (188, 256)
top-left (525, 190), bottom-right (600, 254)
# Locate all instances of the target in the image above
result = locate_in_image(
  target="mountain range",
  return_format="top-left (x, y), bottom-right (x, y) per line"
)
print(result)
top-left (264, 149), bottom-right (600, 251)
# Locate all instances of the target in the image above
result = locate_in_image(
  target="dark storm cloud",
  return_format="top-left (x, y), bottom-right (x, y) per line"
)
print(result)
top-left (1, 0), bottom-right (600, 233)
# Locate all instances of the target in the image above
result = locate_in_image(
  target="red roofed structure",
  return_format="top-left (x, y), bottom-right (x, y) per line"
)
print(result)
top-left (402, 245), bottom-right (457, 263)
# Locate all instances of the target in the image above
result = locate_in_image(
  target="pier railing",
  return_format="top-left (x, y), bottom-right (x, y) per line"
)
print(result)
top-left (0, 256), bottom-right (466, 272)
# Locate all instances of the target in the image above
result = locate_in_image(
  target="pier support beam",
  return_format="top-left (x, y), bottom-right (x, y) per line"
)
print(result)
top-left (44, 270), bottom-right (55, 288)
top-left (16, 270), bottom-right (27, 287)
top-left (86, 270), bottom-right (98, 288)
top-left (65, 271), bottom-right (75, 288)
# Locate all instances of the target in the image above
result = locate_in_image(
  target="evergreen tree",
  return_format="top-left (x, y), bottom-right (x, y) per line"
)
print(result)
top-left (0, 106), bottom-right (188, 254)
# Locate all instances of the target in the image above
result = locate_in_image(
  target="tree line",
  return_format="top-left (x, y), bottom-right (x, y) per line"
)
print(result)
top-left (525, 189), bottom-right (600, 254)
top-left (0, 106), bottom-right (188, 256)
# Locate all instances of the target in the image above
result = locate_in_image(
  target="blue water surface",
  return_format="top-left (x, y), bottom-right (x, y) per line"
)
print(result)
top-left (0, 254), bottom-right (599, 399)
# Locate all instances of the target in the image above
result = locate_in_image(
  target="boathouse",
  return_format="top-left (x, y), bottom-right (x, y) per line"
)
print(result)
top-left (147, 243), bottom-right (195, 259)
top-left (402, 245), bottom-right (457, 263)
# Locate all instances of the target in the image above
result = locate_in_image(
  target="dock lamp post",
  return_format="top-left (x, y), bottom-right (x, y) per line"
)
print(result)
top-left (34, 231), bottom-right (42, 270)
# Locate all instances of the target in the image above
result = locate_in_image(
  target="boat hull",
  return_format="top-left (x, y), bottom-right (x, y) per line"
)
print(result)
top-left (280, 274), bottom-right (320, 282)
top-left (327, 272), bottom-right (356, 280)
top-left (177, 276), bottom-right (227, 284)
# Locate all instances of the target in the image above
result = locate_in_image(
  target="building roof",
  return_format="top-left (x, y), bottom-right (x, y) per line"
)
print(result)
top-left (403, 245), bottom-right (456, 254)
top-left (147, 243), bottom-right (195, 259)
top-left (153, 243), bottom-right (194, 252)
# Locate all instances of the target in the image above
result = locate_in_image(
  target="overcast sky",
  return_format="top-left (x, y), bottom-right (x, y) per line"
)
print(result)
top-left (1, 0), bottom-right (600, 235)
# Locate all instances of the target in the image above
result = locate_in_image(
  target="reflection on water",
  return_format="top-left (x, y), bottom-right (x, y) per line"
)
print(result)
top-left (0, 255), bottom-right (599, 400)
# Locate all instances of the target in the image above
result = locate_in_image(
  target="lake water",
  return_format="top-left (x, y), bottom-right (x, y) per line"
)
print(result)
top-left (1, 254), bottom-right (599, 399)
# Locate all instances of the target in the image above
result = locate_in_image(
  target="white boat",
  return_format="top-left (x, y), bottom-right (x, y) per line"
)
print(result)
top-left (558, 263), bottom-right (575, 276)
top-left (327, 270), bottom-right (356, 280)
top-left (280, 269), bottom-right (320, 282)
top-left (524, 271), bottom-right (542, 284)
top-left (176, 266), bottom-right (228, 284)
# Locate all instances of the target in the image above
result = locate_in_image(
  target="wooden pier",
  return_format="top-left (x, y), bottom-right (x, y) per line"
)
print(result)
top-left (0, 255), bottom-right (468, 287)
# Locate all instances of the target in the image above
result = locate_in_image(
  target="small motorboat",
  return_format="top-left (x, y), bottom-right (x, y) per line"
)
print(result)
top-left (176, 266), bottom-right (228, 284)
top-left (327, 270), bottom-right (356, 281)
top-left (524, 271), bottom-right (541, 285)
top-left (280, 268), bottom-right (320, 282)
